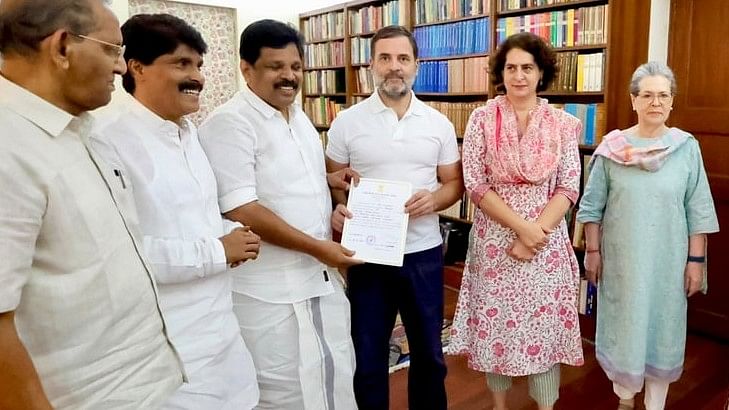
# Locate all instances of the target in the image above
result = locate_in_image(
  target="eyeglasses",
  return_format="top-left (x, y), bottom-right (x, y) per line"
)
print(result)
top-left (69, 33), bottom-right (125, 60)
top-left (635, 92), bottom-right (673, 105)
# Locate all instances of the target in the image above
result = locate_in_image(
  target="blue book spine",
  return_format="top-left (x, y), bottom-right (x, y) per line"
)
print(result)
top-left (585, 103), bottom-right (596, 145)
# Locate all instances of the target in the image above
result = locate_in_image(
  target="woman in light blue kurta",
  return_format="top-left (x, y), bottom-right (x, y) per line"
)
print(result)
top-left (576, 62), bottom-right (719, 410)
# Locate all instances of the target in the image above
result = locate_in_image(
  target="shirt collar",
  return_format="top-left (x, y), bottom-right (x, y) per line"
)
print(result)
top-left (366, 90), bottom-right (425, 118)
top-left (126, 96), bottom-right (192, 136)
top-left (0, 73), bottom-right (93, 138)
top-left (241, 84), bottom-right (301, 121)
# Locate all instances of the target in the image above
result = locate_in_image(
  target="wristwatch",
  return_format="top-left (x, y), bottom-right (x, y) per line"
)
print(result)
top-left (687, 255), bottom-right (706, 263)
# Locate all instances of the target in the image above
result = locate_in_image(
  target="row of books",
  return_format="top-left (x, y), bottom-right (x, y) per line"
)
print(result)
top-left (302, 11), bottom-right (345, 43)
top-left (412, 57), bottom-right (489, 93)
top-left (496, 5), bottom-right (608, 47)
top-left (413, 0), bottom-right (490, 25)
top-left (351, 37), bottom-right (372, 65)
top-left (414, 18), bottom-right (490, 58)
top-left (303, 69), bottom-right (346, 95)
top-left (317, 131), bottom-right (328, 149)
top-left (547, 51), bottom-right (600, 92)
top-left (498, 0), bottom-right (586, 12)
top-left (354, 67), bottom-right (375, 94)
top-left (424, 101), bottom-right (485, 138)
top-left (551, 103), bottom-right (605, 146)
top-left (545, 51), bottom-right (604, 93)
top-left (303, 97), bottom-right (345, 127)
top-left (304, 41), bottom-right (345, 68)
top-left (349, 0), bottom-right (406, 35)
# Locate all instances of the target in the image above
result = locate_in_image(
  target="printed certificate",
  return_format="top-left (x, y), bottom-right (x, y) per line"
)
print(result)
top-left (341, 178), bottom-right (411, 267)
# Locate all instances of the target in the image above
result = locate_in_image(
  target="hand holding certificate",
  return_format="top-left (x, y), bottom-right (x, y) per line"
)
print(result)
top-left (341, 178), bottom-right (411, 267)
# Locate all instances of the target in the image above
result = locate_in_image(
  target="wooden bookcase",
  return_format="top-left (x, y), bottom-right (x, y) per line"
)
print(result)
top-left (300, 0), bottom-right (651, 338)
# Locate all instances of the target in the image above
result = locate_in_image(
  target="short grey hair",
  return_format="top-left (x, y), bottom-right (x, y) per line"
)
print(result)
top-left (629, 61), bottom-right (678, 96)
top-left (0, 0), bottom-right (109, 56)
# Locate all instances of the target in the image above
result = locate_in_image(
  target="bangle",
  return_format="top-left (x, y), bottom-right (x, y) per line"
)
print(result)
top-left (585, 249), bottom-right (600, 253)
top-left (687, 255), bottom-right (705, 263)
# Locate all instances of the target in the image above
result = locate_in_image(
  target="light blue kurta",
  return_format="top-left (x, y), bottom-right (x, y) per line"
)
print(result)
top-left (576, 132), bottom-right (719, 392)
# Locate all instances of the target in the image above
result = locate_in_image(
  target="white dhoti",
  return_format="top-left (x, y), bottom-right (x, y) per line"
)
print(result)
top-left (162, 337), bottom-right (259, 410)
top-left (232, 273), bottom-right (356, 410)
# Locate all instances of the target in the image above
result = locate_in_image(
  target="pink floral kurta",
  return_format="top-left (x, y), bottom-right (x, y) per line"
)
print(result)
top-left (448, 96), bottom-right (585, 376)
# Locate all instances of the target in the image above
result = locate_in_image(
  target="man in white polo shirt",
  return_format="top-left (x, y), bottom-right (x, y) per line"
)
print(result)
top-left (198, 19), bottom-right (360, 410)
top-left (326, 25), bottom-right (464, 410)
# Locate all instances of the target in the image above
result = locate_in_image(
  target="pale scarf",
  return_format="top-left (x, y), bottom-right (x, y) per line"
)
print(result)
top-left (482, 95), bottom-right (562, 184)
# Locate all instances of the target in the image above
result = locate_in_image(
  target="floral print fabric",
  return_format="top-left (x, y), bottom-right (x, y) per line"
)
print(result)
top-left (448, 97), bottom-right (584, 376)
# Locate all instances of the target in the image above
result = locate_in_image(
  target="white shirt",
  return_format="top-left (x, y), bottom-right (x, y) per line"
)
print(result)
top-left (199, 86), bottom-right (333, 303)
top-left (91, 99), bottom-right (257, 404)
top-left (327, 91), bottom-right (461, 253)
top-left (0, 75), bottom-right (182, 409)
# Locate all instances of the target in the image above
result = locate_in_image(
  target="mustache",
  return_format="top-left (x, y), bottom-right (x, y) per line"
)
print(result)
top-left (178, 80), bottom-right (203, 92)
top-left (274, 79), bottom-right (299, 89)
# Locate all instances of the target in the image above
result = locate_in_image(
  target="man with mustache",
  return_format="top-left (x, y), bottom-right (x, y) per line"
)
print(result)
top-left (0, 1), bottom-right (184, 409)
top-left (326, 25), bottom-right (464, 409)
top-left (198, 19), bottom-right (360, 409)
top-left (91, 14), bottom-right (261, 409)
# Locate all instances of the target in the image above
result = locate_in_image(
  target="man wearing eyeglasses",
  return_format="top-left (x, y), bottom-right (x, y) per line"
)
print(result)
top-left (0, 1), bottom-right (183, 409)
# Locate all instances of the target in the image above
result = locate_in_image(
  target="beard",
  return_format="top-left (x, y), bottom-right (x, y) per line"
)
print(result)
top-left (373, 71), bottom-right (415, 99)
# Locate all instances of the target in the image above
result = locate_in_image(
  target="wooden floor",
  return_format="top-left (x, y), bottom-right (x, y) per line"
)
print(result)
top-left (388, 289), bottom-right (729, 410)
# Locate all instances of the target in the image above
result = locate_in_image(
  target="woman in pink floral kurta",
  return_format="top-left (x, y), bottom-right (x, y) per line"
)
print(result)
top-left (449, 33), bottom-right (584, 410)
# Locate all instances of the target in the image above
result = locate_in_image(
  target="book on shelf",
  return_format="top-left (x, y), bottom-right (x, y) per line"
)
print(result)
top-left (415, 18), bottom-right (490, 58)
top-left (349, 0), bottom-right (406, 35)
top-left (414, 0), bottom-right (491, 25)
top-left (318, 131), bottom-right (328, 149)
top-left (304, 41), bottom-right (345, 68)
top-left (551, 102), bottom-right (606, 145)
top-left (496, 5), bottom-right (608, 47)
top-left (424, 101), bottom-right (484, 137)
top-left (354, 67), bottom-right (375, 94)
top-left (546, 51), bottom-right (604, 93)
top-left (351, 37), bottom-right (371, 65)
top-left (578, 277), bottom-right (597, 315)
top-left (304, 69), bottom-right (346, 94)
top-left (304, 96), bottom-right (345, 127)
top-left (413, 57), bottom-right (489, 93)
top-left (302, 10), bottom-right (345, 42)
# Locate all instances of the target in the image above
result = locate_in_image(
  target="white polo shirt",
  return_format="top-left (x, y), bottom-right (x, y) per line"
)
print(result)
top-left (0, 74), bottom-right (182, 409)
top-left (326, 91), bottom-right (460, 254)
top-left (198, 86), bottom-right (333, 303)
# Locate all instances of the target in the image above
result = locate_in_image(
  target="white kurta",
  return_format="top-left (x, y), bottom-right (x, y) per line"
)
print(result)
top-left (92, 98), bottom-right (259, 410)
top-left (199, 86), bottom-right (356, 410)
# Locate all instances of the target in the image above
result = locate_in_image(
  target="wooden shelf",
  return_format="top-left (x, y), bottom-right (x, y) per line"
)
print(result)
top-left (313, 124), bottom-right (330, 129)
top-left (579, 144), bottom-right (598, 152)
top-left (299, 4), bottom-right (344, 18)
top-left (304, 65), bottom-right (346, 71)
top-left (414, 13), bottom-right (489, 28)
top-left (553, 44), bottom-right (607, 52)
top-left (418, 52), bottom-right (489, 62)
top-left (353, 92), bottom-right (371, 97)
top-left (416, 92), bottom-right (488, 97)
top-left (349, 31), bottom-right (376, 37)
top-left (305, 36), bottom-right (345, 45)
top-left (303, 92), bottom-right (346, 97)
top-left (538, 91), bottom-right (604, 97)
top-left (351, 62), bottom-right (369, 67)
top-left (497, 0), bottom-right (607, 17)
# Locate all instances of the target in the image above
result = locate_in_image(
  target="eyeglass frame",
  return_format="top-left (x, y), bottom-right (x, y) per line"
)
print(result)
top-left (633, 91), bottom-right (674, 105)
top-left (69, 33), bottom-right (125, 60)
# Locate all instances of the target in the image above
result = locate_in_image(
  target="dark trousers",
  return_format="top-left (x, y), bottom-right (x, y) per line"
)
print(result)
top-left (347, 245), bottom-right (447, 410)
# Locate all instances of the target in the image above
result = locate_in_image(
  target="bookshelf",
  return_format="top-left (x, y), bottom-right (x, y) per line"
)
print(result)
top-left (300, 0), bottom-right (651, 339)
